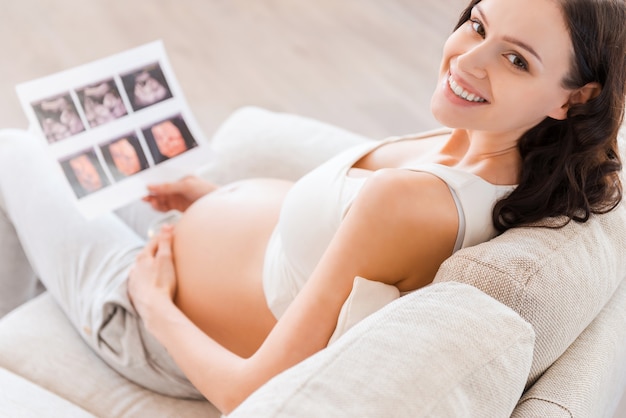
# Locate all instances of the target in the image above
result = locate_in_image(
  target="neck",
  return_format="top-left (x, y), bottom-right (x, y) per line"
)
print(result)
top-left (442, 129), bottom-right (523, 185)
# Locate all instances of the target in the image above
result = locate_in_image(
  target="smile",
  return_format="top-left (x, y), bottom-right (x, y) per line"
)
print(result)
top-left (447, 75), bottom-right (487, 103)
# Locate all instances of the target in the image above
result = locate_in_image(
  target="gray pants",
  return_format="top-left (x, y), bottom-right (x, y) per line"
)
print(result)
top-left (0, 129), bottom-right (202, 399)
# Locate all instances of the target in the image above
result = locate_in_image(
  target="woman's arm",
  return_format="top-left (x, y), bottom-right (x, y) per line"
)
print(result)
top-left (129, 169), bottom-right (459, 414)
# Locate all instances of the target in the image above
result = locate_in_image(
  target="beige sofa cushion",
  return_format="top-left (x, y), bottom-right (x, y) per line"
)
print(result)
top-left (0, 293), bottom-right (219, 418)
top-left (512, 277), bottom-right (626, 417)
top-left (230, 282), bottom-right (535, 418)
top-left (0, 368), bottom-right (95, 417)
top-left (434, 203), bottom-right (626, 387)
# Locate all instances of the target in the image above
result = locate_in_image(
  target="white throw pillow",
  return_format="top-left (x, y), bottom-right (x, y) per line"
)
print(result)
top-left (328, 276), bottom-right (400, 345)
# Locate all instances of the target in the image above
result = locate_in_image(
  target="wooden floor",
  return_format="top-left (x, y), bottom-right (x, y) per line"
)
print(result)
top-left (0, 0), bottom-right (467, 140)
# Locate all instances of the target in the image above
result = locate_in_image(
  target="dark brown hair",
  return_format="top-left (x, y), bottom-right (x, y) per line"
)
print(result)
top-left (455, 0), bottom-right (625, 231)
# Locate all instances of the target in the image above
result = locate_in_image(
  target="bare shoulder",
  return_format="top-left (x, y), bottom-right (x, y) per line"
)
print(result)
top-left (348, 168), bottom-right (459, 291)
top-left (356, 168), bottom-right (459, 227)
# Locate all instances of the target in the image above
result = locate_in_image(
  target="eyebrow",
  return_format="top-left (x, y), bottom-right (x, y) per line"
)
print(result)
top-left (475, 5), bottom-right (543, 64)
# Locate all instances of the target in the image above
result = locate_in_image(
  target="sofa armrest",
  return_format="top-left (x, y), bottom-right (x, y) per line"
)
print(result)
top-left (229, 282), bottom-right (535, 418)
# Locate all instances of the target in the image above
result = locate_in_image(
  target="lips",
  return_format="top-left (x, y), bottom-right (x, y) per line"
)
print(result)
top-left (447, 74), bottom-right (487, 103)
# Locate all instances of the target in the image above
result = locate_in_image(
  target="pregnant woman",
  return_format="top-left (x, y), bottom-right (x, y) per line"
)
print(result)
top-left (1, 0), bottom-right (624, 414)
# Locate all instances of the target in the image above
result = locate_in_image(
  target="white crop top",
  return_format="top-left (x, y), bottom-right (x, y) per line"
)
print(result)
top-left (263, 129), bottom-right (516, 318)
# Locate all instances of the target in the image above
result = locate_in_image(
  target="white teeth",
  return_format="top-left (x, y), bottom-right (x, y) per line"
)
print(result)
top-left (448, 76), bottom-right (486, 103)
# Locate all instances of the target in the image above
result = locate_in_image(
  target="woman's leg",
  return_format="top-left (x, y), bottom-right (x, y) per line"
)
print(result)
top-left (0, 209), bottom-right (42, 317)
top-left (0, 129), bottom-right (201, 398)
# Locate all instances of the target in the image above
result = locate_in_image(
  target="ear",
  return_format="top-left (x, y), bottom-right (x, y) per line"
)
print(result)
top-left (549, 82), bottom-right (602, 120)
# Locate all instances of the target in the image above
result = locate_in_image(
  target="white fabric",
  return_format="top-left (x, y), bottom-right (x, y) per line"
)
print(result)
top-left (0, 209), bottom-right (41, 317)
top-left (328, 276), bottom-right (400, 345)
top-left (229, 282), bottom-right (535, 418)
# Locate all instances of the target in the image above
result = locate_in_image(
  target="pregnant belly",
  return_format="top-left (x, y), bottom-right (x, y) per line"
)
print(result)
top-left (172, 178), bottom-right (293, 357)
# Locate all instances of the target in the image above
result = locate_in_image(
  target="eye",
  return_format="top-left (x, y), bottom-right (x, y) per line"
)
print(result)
top-left (470, 19), bottom-right (486, 38)
top-left (505, 53), bottom-right (529, 71)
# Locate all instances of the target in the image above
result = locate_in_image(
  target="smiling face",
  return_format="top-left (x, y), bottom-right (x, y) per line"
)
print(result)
top-left (430, 0), bottom-right (575, 138)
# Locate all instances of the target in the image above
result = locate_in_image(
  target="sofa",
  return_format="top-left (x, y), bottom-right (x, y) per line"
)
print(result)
top-left (0, 106), bottom-right (625, 417)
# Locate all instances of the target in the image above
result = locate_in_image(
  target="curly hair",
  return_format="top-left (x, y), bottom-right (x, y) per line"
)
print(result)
top-left (455, 0), bottom-right (625, 231)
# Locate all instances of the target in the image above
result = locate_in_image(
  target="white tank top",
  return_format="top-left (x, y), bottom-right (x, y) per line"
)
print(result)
top-left (263, 129), bottom-right (516, 318)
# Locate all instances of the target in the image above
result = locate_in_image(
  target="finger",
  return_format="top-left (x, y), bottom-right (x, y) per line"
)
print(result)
top-left (144, 195), bottom-right (170, 212)
top-left (158, 230), bottom-right (172, 255)
top-left (142, 195), bottom-right (160, 209)
top-left (142, 194), bottom-right (162, 208)
top-left (146, 183), bottom-right (169, 194)
top-left (147, 181), bottom-right (182, 196)
top-left (154, 196), bottom-right (171, 212)
top-left (139, 231), bottom-right (161, 258)
top-left (155, 226), bottom-right (174, 262)
top-left (145, 186), bottom-right (158, 202)
top-left (180, 175), bottom-right (196, 182)
top-left (147, 184), bottom-right (179, 209)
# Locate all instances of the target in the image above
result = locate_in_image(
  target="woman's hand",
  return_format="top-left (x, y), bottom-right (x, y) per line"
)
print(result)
top-left (128, 224), bottom-right (178, 323)
top-left (143, 175), bottom-right (217, 212)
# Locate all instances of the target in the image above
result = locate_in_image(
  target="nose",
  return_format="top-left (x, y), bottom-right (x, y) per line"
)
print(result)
top-left (456, 43), bottom-right (489, 80)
